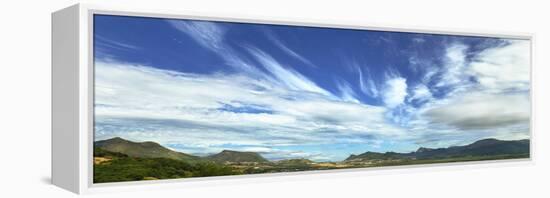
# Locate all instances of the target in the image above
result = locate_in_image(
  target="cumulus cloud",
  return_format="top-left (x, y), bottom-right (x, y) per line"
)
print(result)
top-left (382, 77), bottom-right (408, 107)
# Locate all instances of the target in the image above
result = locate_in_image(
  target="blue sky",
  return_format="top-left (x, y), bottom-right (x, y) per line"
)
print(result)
top-left (94, 14), bottom-right (531, 162)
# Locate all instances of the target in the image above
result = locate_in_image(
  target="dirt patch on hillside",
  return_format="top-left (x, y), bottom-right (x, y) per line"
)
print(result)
top-left (94, 157), bottom-right (112, 165)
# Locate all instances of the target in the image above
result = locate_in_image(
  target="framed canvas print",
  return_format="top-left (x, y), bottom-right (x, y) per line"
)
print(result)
top-left (52, 4), bottom-right (533, 194)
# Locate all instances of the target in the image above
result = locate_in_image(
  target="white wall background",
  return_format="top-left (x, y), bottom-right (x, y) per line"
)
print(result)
top-left (0, 0), bottom-right (548, 197)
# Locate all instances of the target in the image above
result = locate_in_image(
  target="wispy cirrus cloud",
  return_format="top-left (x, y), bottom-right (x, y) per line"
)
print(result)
top-left (96, 35), bottom-right (142, 51)
top-left (245, 46), bottom-right (332, 96)
top-left (168, 20), bottom-right (226, 51)
top-left (265, 30), bottom-right (318, 68)
top-left (335, 79), bottom-right (360, 104)
top-left (168, 20), bottom-right (263, 76)
top-left (94, 35), bottom-right (142, 59)
top-left (355, 65), bottom-right (380, 98)
top-left (168, 20), bottom-right (333, 98)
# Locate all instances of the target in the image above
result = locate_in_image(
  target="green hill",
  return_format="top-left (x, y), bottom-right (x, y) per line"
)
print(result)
top-left (206, 150), bottom-right (268, 163)
top-left (95, 137), bottom-right (200, 162)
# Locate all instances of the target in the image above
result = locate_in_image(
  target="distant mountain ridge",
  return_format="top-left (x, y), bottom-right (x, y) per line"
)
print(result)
top-left (345, 138), bottom-right (529, 162)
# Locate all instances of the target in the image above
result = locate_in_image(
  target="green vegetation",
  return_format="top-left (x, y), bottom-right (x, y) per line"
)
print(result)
top-left (94, 146), bottom-right (128, 158)
top-left (93, 148), bottom-right (235, 183)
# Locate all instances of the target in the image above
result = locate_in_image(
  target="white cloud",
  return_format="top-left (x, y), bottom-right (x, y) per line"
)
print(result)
top-left (94, 35), bottom-right (142, 59)
top-left (436, 43), bottom-right (469, 87)
top-left (375, 39), bottom-right (531, 149)
top-left (408, 84), bottom-right (432, 102)
top-left (336, 80), bottom-right (360, 103)
top-left (95, 35), bottom-right (142, 51)
top-left (469, 40), bottom-right (531, 92)
top-left (168, 20), bottom-right (263, 76)
top-left (266, 31), bottom-right (317, 68)
top-left (430, 40), bottom-right (529, 96)
top-left (424, 92), bottom-right (530, 130)
top-left (168, 20), bottom-right (226, 50)
top-left (169, 20), bottom-right (332, 97)
top-left (95, 61), bottom-right (405, 160)
top-left (356, 66), bottom-right (379, 98)
top-left (382, 77), bottom-right (408, 107)
top-left (245, 46), bottom-right (332, 96)
top-left (406, 40), bottom-right (531, 143)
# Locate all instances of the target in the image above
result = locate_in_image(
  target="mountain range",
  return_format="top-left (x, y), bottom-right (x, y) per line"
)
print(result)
top-left (345, 138), bottom-right (529, 162)
top-left (95, 137), bottom-right (529, 164)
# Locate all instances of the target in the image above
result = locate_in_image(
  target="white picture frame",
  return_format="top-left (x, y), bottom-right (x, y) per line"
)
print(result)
top-left (52, 3), bottom-right (534, 194)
